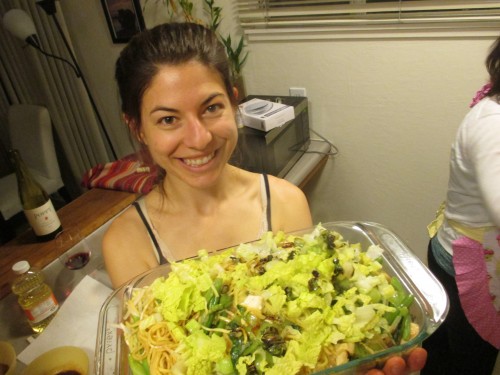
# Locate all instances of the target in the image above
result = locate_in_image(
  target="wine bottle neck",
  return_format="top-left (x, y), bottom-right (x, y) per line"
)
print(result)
top-left (9, 149), bottom-right (42, 188)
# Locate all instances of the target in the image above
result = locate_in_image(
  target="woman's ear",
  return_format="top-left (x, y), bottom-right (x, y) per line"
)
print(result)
top-left (233, 86), bottom-right (239, 102)
top-left (124, 114), bottom-right (146, 145)
top-left (137, 129), bottom-right (147, 145)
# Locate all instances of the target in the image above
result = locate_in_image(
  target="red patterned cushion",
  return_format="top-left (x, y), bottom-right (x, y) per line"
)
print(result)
top-left (81, 157), bottom-right (158, 194)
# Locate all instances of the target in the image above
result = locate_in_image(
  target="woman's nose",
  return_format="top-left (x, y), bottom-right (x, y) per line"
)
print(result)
top-left (183, 117), bottom-right (213, 148)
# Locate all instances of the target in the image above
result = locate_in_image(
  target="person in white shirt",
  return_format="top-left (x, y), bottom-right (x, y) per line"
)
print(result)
top-left (423, 36), bottom-right (500, 375)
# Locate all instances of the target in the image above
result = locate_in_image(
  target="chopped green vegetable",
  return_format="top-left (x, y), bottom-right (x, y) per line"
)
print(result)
top-left (128, 355), bottom-right (149, 375)
top-left (123, 223), bottom-right (417, 374)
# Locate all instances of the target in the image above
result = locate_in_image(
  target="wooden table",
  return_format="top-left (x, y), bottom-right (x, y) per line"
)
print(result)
top-left (0, 188), bottom-right (139, 299)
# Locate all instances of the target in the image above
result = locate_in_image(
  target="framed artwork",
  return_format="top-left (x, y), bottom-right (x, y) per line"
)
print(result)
top-left (101, 0), bottom-right (145, 43)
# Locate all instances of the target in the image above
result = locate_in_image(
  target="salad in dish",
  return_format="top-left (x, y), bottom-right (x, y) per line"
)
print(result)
top-left (121, 223), bottom-right (418, 375)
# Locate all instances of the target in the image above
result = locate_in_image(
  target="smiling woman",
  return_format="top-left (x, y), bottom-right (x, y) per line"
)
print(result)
top-left (102, 22), bottom-right (312, 289)
top-left (99, 21), bottom-right (428, 375)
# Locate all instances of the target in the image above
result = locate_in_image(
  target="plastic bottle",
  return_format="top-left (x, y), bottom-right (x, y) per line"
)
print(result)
top-left (8, 149), bottom-right (63, 241)
top-left (11, 260), bottom-right (59, 333)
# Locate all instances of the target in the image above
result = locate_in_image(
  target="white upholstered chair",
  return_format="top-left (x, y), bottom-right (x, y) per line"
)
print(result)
top-left (0, 104), bottom-right (65, 220)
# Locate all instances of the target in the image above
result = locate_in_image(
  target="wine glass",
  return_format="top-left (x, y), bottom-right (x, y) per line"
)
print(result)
top-left (56, 231), bottom-right (92, 270)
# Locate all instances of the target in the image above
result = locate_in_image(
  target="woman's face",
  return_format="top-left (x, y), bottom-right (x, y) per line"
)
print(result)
top-left (138, 61), bottom-right (238, 188)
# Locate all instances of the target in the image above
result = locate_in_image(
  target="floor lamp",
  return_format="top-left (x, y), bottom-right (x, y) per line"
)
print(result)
top-left (2, 1), bottom-right (118, 160)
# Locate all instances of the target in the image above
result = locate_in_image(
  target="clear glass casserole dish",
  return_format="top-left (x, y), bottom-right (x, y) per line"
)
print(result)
top-left (95, 221), bottom-right (448, 375)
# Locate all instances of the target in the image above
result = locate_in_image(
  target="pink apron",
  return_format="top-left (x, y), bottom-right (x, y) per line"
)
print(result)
top-left (452, 235), bottom-right (500, 348)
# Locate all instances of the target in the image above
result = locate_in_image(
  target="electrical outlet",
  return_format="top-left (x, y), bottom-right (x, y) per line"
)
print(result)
top-left (289, 87), bottom-right (307, 97)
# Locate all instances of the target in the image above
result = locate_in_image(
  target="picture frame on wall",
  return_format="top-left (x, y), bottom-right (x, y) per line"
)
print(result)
top-left (101, 0), bottom-right (145, 43)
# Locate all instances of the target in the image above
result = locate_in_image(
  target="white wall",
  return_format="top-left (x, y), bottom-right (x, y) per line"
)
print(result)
top-left (242, 37), bottom-right (494, 263)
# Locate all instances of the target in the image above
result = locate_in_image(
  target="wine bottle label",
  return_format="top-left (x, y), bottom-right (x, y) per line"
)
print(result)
top-left (24, 201), bottom-right (62, 236)
top-left (24, 293), bottom-right (59, 323)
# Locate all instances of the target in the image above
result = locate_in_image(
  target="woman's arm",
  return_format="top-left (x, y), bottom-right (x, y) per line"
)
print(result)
top-left (102, 207), bottom-right (158, 288)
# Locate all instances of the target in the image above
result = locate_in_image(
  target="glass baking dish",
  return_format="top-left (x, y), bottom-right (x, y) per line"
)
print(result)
top-left (94, 221), bottom-right (448, 375)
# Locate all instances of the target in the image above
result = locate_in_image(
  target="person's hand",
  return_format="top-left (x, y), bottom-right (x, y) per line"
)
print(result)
top-left (364, 347), bottom-right (427, 375)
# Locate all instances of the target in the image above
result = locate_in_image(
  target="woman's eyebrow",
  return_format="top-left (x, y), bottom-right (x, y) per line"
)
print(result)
top-left (202, 92), bottom-right (224, 105)
top-left (149, 92), bottom-right (225, 115)
top-left (149, 105), bottom-right (178, 115)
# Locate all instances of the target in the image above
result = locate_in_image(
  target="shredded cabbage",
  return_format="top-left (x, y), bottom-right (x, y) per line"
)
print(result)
top-left (123, 223), bottom-right (416, 375)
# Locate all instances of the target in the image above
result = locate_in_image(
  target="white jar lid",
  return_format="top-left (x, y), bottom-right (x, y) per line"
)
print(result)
top-left (12, 260), bottom-right (30, 274)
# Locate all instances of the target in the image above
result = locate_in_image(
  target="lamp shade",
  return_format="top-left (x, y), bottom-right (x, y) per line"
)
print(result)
top-left (3, 9), bottom-right (37, 41)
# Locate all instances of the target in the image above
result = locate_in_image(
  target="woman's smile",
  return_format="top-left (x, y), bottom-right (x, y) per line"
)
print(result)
top-left (181, 152), bottom-right (215, 167)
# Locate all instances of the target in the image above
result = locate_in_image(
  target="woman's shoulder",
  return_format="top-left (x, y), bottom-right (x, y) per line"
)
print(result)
top-left (473, 97), bottom-right (500, 119)
top-left (101, 199), bottom-right (158, 288)
top-left (266, 173), bottom-right (305, 197)
top-left (464, 98), bottom-right (500, 139)
top-left (103, 202), bottom-right (145, 247)
top-left (265, 174), bottom-right (313, 231)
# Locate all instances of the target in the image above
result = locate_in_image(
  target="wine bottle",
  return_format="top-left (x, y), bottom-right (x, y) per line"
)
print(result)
top-left (8, 149), bottom-right (63, 241)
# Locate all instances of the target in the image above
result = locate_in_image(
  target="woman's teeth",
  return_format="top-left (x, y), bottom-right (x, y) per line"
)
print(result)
top-left (183, 153), bottom-right (214, 167)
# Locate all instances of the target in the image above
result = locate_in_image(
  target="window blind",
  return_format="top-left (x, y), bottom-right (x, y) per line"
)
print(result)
top-left (237, 0), bottom-right (500, 39)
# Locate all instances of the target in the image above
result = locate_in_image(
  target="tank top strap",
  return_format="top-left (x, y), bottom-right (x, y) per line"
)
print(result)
top-left (132, 200), bottom-right (168, 265)
top-left (261, 173), bottom-right (272, 232)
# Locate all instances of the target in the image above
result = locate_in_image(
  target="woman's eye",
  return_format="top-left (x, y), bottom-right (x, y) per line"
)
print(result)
top-left (206, 103), bottom-right (223, 114)
top-left (160, 116), bottom-right (175, 126)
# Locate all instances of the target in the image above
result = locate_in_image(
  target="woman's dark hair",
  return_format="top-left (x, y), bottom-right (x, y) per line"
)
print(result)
top-left (486, 36), bottom-right (500, 99)
top-left (115, 22), bottom-right (236, 140)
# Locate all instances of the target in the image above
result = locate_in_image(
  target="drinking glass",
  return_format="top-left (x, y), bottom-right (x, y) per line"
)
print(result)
top-left (56, 231), bottom-right (92, 270)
